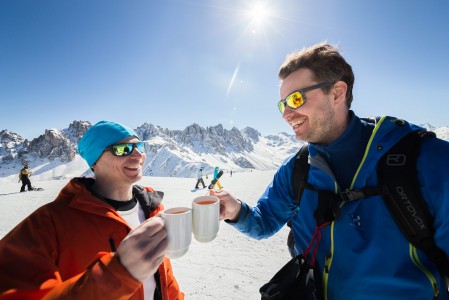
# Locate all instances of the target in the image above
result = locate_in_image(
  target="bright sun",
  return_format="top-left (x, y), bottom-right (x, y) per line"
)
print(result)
top-left (249, 3), bottom-right (269, 24)
top-left (244, 1), bottom-right (274, 34)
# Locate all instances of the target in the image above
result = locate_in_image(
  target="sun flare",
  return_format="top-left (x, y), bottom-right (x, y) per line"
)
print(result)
top-left (249, 3), bottom-right (269, 24)
top-left (243, 1), bottom-right (276, 34)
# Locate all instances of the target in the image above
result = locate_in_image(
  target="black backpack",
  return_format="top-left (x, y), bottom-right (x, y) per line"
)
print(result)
top-left (287, 130), bottom-right (449, 278)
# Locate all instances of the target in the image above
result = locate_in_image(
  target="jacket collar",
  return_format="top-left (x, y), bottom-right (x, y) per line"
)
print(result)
top-left (56, 178), bottom-right (164, 220)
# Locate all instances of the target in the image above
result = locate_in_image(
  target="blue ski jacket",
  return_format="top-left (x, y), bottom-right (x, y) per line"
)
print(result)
top-left (231, 114), bottom-right (449, 300)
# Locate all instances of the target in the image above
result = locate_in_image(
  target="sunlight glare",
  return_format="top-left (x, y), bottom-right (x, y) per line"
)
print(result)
top-left (249, 3), bottom-right (269, 24)
top-left (243, 1), bottom-right (276, 35)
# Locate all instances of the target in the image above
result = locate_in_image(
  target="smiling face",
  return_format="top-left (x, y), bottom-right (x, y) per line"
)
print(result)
top-left (280, 68), bottom-right (348, 144)
top-left (93, 136), bottom-right (146, 192)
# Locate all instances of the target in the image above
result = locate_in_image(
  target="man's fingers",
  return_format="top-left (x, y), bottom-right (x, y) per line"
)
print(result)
top-left (137, 226), bottom-right (167, 249)
top-left (133, 217), bottom-right (165, 237)
top-left (143, 237), bottom-right (169, 261)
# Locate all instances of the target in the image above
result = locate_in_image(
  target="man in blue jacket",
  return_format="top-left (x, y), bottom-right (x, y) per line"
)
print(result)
top-left (211, 42), bottom-right (449, 299)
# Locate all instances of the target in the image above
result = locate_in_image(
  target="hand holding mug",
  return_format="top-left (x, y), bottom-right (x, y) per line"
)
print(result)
top-left (117, 217), bottom-right (168, 281)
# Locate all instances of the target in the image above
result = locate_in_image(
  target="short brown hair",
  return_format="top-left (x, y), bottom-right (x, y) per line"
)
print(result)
top-left (278, 42), bottom-right (355, 108)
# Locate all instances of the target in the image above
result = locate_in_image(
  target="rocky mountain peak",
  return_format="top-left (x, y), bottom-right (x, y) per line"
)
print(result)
top-left (28, 129), bottom-right (76, 162)
top-left (242, 127), bottom-right (261, 142)
top-left (0, 130), bottom-right (25, 145)
top-left (2, 120), bottom-right (448, 181)
top-left (64, 121), bottom-right (91, 143)
top-left (0, 121), bottom-right (301, 179)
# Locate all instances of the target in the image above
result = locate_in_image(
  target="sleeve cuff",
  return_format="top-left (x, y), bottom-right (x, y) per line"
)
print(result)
top-left (225, 199), bottom-right (250, 224)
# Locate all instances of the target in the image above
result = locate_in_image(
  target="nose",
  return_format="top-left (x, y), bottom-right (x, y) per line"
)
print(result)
top-left (282, 106), bottom-right (293, 120)
top-left (130, 146), bottom-right (144, 157)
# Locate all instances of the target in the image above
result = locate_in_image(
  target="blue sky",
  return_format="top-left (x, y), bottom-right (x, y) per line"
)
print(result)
top-left (1, 0), bottom-right (448, 140)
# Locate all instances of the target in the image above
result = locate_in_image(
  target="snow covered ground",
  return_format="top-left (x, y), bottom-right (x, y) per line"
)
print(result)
top-left (0, 169), bottom-right (291, 299)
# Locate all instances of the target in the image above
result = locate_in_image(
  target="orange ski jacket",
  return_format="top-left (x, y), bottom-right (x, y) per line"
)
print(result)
top-left (0, 177), bottom-right (184, 300)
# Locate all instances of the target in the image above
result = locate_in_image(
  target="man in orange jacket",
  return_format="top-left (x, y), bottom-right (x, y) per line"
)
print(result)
top-left (0, 120), bottom-right (184, 300)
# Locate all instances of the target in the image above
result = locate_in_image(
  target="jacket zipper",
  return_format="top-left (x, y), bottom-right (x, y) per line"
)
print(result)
top-left (109, 237), bottom-right (116, 252)
top-left (108, 225), bottom-right (130, 253)
top-left (323, 181), bottom-right (339, 300)
top-left (323, 221), bottom-right (335, 300)
top-left (319, 119), bottom-right (382, 300)
top-left (410, 244), bottom-right (439, 298)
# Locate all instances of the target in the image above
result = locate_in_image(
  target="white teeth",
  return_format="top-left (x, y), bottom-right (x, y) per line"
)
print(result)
top-left (290, 120), bottom-right (304, 127)
top-left (125, 166), bottom-right (140, 170)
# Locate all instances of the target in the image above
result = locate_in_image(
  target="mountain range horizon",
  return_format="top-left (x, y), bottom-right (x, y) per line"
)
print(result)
top-left (0, 120), bottom-right (303, 184)
top-left (1, 119), bottom-right (448, 185)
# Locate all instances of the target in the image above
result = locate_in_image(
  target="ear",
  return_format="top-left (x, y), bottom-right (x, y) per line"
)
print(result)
top-left (332, 81), bottom-right (348, 106)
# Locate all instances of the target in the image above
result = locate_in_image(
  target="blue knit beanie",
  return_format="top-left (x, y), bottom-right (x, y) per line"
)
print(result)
top-left (78, 120), bottom-right (140, 167)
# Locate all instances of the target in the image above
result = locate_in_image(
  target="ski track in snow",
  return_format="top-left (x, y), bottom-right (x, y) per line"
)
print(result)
top-left (0, 170), bottom-right (291, 299)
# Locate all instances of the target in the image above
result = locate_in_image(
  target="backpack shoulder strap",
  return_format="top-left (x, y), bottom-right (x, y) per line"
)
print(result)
top-left (133, 185), bottom-right (165, 218)
top-left (378, 130), bottom-right (449, 277)
top-left (291, 144), bottom-right (343, 225)
top-left (287, 145), bottom-right (310, 246)
top-left (292, 145), bottom-right (310, 204)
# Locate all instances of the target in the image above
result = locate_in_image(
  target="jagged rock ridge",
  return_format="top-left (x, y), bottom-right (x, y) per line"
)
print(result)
top-left (0, 121), bottom-right (301, 179)
top-left (1, 121), bottom-right (447, 180)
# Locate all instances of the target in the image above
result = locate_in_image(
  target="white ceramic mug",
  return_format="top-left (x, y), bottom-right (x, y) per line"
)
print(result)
top-left (192, 195), bottom-right (220, 243)
top-left (161, 207), bottom-right (192, 259)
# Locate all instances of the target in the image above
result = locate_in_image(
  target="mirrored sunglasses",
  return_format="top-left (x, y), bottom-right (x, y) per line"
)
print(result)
top-left (278, 81), bottom-right (334, 114)
top-left (104, 142), bottom-right (145, 157)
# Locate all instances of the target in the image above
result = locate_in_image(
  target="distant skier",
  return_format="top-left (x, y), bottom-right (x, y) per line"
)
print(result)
top-left (18, 164), bottom-right (33, 192)
top-left (194, 167), bottom-right (206, 189)
top-left (208, 166), bottom-right (223, 190)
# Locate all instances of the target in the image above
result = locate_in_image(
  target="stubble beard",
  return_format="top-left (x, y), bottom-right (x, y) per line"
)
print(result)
top-left (296, 101), bottom-right (336, 145)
